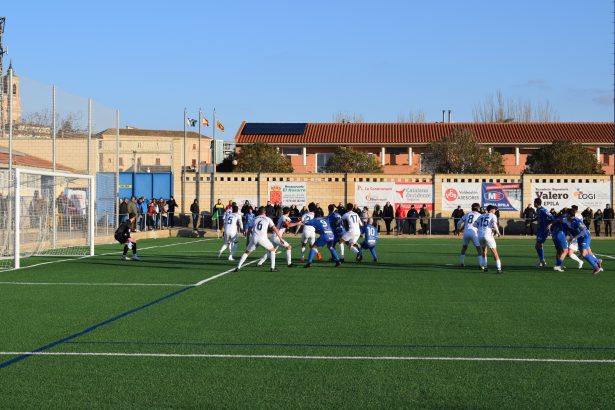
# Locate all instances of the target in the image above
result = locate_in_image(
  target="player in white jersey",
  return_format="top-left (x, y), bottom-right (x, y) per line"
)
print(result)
top-left (217, 205), bottom-right (243, 260)
top-left (300, 203), bottom-right (321, 262)
top-left (234, 207), bottom-right (284, 272)
top-left (341, 203), bottom-right (364, 261)
top-left (456, 203), bottom-right (482, 268)
top-left (472, 205), bottom-right (503, 273)
top-left (565, 205), bottom-right (584, 269)
top-left (257, 207), bottom-right (302, 268)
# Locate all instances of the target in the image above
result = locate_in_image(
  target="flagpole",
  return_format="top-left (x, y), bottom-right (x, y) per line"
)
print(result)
top-left (182, 108), bottom-right (186, 215)
top-left (197, 107), bottom-right (201, 208)
top-left (210, 108), bottom-right (216, 223)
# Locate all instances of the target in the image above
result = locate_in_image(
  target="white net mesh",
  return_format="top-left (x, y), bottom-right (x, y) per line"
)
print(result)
top-left (0, 169), bottom-right (93, 270)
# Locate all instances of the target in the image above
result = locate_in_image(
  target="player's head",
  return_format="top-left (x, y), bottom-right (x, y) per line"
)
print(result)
top-left (533, 197), bottom-right (542, 207)
top-left (486, 205), bottom-right (497, 214)
top-left (232, 201), bottom-right (237, 207)
top-left (308, 202), bottom-right (316, 212)
top-left (328, 204), bottom-right (335, 214)
top-left (282, 206), bottom-right (290, 215)
top-left (566, 208), bottom-right (576, 219)
top-left (471, 203), bottom-right (480, 212)
top-left (232, 205), bottom-right (238, 213)
top-left (257, 206), bottom-right (266, 215)
top-left (571, 205), bottom-right (579, 211)
top-left (346, 203), bottom-right (354, 211)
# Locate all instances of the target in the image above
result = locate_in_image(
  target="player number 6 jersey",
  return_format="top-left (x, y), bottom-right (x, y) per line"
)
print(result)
top-left (252, 215), bottom-right (274, 240)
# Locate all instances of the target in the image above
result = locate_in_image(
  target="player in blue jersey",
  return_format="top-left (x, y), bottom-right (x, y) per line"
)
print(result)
top-left (357, 222), bottom-right (379, 263)
top-left (533, 197), bottom-right (553, 267)
top-left (328, 204), bottom-right (347, 261)
top-left (565, 208), bottom-right (603, 274)
top-left (303, 217), bottom-right (341, 268)
top-left (243, 208), bottom-right (255, 245)
top-left (550, 211), bottom-right (570, 272)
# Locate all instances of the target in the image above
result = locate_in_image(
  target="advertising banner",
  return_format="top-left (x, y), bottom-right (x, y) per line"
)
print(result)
top-left (441, 182), bottom-right (482, 211)
top-left (481, 183), bottom-right (521, 211)
top-left (267, 182), bottom-right (307, 207)
top-left (532, 182), bottom-right (612, 210)
top-left (354, 182), bottom-right (395, 209)
top-left (393, 182), bottom-right (434, 212)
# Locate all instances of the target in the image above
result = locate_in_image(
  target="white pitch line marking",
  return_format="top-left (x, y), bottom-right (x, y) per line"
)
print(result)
top-left (194, 252), bottom-right (279, 286)
top-left (0, 352), bottom-right (613, 363)
top-left (0, 282), bottom-right (188, 287)
top-left (594, 253), bottom-right (615, 260)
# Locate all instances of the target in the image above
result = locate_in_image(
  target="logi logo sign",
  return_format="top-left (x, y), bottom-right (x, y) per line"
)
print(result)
top-left (533, 182), bottom-right (611, 209)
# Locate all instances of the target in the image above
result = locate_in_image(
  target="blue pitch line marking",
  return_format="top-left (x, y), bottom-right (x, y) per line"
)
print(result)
top-left (65, 340), bottom-right (615, 352)
top-left (0, 285), bottom-right (195, 370)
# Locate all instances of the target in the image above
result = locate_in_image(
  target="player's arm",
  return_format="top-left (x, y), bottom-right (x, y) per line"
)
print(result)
top-left (456, 216), bottom-right (465, 231)
top-left (237, 217), bottom-right (244, 233)
top-left (270, 222), bottom-right (284, 241)
top-left (491, 218), bottom-right (500, 237)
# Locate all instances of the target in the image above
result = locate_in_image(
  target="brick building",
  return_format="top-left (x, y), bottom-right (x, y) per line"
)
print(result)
top-left (234, 122), bottom-right (615, 174)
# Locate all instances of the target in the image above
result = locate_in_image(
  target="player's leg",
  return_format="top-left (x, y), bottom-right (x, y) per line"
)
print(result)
top-left (328, 242), bottom-right (341, 266)
top-left (489, 244), bottom-right (502, 273)
top-left (218, 236), bottom-right (229, 258)
top-left (460, 235), bottom-right (469, 266)
top-left (310, 234), bottom-right (322, 261)
top-left (257, 245), bottom-right (275, 266)
top-left (338, 239), bottom-right (345, 261)
top-left (235, 240), bottom-right (256, 271)
top-left (122, 241), bottom-right (130, 260)
top-left (284, 242), bottom-right (294, 267)
top-left (535, 236), bottom-right (547, 267)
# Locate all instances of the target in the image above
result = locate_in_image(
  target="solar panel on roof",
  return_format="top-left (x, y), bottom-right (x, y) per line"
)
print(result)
top-left (242, 123), bottom-right (307, 135)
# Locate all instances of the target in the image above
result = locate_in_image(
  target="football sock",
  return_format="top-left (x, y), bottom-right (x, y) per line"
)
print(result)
top-left (339, 243), bottom-right (345, 257)
top-left (301, 246), bottom-right (306, 258)
top-left (369, 248), bottom-right (377, 260)
top-left (230, 242), bottom-right (238, 257)
top-left (270, 251), bottom-right (276, 269)
top-left (308, 248), bottom-right (316, 264)
top-left (584, 254), bottom-right (599, 269)
top-left (496, 259), bottom-right (502, 270)
top-left (132, 243), bottom-right (138, 255)
top-left (123, 245), bottom-right (128, 255)
top-left (555, 257), bottom-right (562, 266)
top-left (537, 247), bottom-right (545, 262)
top-left (286, 249), bottom-right (292, 265)
top-left (330, 248), bottom-right (340, 262)
top-left (484, 256), bottom-right (488, 266)
top-left (569, 253), bottom-right (582, 264)
top-left (258, 253), bottom-right (268, 265)
top-left (460, 254), bottom-right (465, 265)
top-left (218, 244), bottom-right (228, 256)
top-left (350, 245), bottom-right (360, 254)
top-left (237, 254), bottom-right (248, 269)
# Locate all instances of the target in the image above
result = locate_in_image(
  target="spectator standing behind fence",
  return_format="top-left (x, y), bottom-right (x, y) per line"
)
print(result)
top-left (382, 201), bottom-right (394, 235)
top-left (190, 199), bottom-right (200, 232)
top-left (265, 201), bottom-right (274, 218)
top-left (395, 205), bottom-right (404, 234)
top-left (137, 197), bottom-right (146, 231)
top-left (213, 199), bottom-right (224, 231)
top-left (158, 198), bottom-right (168, 228)
top-left (167, 196), bottom-right (177, 228)
top-left (593, 209), bottom-right (603, 237)
top-left (119, 197), bottom-right (129, 224)
top-left (603, 204), bottom-right (613, 237)
top-left (56, 192), bottom-right (67, 229)
top-left (582, 207), bottom-right (593, 234)
top-left (523, 204), bottom-right (535, 236)
top-left (419, 204), bottom-right (430, 235)
top-left (147, 199), bottom-right (157, 230)
top-left (128, 196), bottom-right (138, 231)
top-left (274, 202), bottom-right (282, 224)
top-left (451, 205), bottom-right (464, 236)
top-left (407, 205), bottom-right (419, 235)
top-left (372, 204), bottom-right (383, 233)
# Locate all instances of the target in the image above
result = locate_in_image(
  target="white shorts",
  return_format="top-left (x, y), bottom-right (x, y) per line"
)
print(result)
top-left (479, 236), bottom-right (497, 249)
top-left (246, 237), bottom-right (274, 253)
top-left (342, 231), bottom-right (361, 244)
top-left (462, 231), bottom-right (480, 247)
top-left (272, 235), bottom-right (289, 248)
top-left (569, 238), bottom-right (578, 252)
top-left (224, 232), bottom-right (238, 244)
top-left (301, 231), bottom-right (316, 246)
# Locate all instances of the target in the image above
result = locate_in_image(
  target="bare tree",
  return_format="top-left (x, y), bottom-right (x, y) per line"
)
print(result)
top-left (472, 90), bottom-right (559, 122)
top-left (333, 112), bottom-right (364, 123)
top-left (397, 110), bottom-right (426, 123)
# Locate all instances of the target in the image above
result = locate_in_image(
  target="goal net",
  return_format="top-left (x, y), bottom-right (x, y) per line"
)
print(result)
top-left (0, 168), bottom-right (95, 270)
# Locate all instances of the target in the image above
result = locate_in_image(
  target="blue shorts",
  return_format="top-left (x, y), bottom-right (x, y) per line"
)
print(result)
top-left (361, 241), bottom-right (376, 249)
top-left (536, 231), bottom-right (549, 244)
top-left (315, 235), bottom-right (335, 248)
top-left (552, 231), bottom-right (568, 252)
top-left (576, 235), bottom-right (591, 251)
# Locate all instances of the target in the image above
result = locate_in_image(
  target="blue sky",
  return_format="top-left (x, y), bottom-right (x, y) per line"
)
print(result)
top-left (2, 0), bottom-right (613, 140)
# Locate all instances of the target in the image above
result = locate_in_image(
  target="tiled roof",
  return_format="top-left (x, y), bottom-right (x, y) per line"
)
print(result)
top-left (235, 122), bottom-right (614, 145)
top-left (99, 128), bottom-right (209, 139)
top-left (0, 150), bottom-right (74, 172)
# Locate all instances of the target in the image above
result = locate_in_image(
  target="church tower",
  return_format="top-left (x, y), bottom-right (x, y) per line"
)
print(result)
top-left (1, 61), bottom-right (21, 127)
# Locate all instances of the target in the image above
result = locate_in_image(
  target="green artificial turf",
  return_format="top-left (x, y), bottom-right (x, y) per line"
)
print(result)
top-left (1, 236), bottom-right (614, 409)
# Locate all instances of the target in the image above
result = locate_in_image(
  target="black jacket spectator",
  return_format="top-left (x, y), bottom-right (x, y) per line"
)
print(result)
top-left (406, 207), bottom-right (418, 235)
top-left (523, 205), bottom-right (536, 235)
top-left (603, 204), bottom-right (614, 237)
top-left (451, 206), bottom-right (464, 235)
top-left (382, 202), bottom-right (394, 235)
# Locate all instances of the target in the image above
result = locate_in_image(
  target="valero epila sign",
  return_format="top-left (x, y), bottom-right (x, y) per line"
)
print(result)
top-left (532, 182), bottom-right (612, 210)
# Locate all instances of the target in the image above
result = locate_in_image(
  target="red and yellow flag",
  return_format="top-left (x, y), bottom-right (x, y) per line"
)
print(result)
top-left (201, 117), bottom-right (209, 127)
top-left (216, 120), bottom-right (225, 132)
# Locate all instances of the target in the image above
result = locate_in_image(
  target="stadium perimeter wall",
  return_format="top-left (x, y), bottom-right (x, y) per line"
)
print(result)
top-left (180, 173), bottom-right (614, 218)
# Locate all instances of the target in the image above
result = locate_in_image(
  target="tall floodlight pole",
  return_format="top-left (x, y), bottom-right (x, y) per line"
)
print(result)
top-left (0, 17), bottom-right (6, 142)
top-left (7, 63), bottom-right (12, 174)
top-left (182, 108), bottom-right (186, 215)
top-left (210, 108), bottom-right (216, 214)
top-left (197, 107), bottom-right (201, 205)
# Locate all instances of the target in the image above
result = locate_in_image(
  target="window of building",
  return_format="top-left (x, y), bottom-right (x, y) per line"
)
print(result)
top-left (191, 159), bottom-right (197, 167)
top-left (280, 147), bottom-right (302, 156)
top-left (494, 147), bottom-right (514, 155)
top-left (193, 144), bottom-right (197, 150)
top-left (316, 153), bottom-right (333, 173)
top-left (155, 158), bottom-right (161, 165)
top-left (118, 157), bottom-right (124, 166)
top-left (13, 84), bottom-right (17, 95)
top-left (386, 147), bottom-right (407, 155)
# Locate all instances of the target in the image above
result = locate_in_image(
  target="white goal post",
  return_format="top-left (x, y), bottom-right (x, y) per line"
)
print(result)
top-left (8, 168), bottom-right (95, 269)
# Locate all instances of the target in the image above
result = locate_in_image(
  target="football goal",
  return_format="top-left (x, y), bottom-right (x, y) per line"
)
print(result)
top-left (0, 168), bottom-right (95, 270)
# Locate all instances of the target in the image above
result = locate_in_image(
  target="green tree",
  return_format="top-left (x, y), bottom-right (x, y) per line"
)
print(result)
top-left (229, 143), bottom-right (293, 173)
top-left (323, 147), bottom-right (383, 173)
top-left (525, 140), bottom-right (604, 174)
top-left (427, 128), bottom-right (505, 174)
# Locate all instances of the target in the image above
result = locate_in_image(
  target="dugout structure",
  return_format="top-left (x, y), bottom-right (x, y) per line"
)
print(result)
top-left (0, 168), bottom-right (95, 270)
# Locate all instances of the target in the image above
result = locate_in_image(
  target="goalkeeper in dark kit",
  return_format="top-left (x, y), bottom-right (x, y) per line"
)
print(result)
top-left (115, 213), bottom-right (140, 261)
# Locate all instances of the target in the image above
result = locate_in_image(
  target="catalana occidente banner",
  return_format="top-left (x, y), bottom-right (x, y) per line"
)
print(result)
top-left (268, 182), bottom-right (307, 207)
